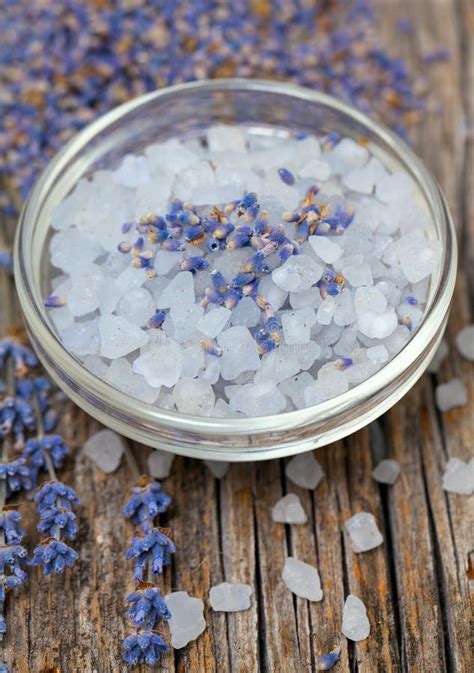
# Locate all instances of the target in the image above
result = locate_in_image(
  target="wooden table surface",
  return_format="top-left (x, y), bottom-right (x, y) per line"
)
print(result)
top-left (0, 0), bottom-right (472, 671)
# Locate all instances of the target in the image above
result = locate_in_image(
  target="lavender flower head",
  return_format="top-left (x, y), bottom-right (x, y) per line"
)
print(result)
top-left (34, 481), bottom-right (78, 512)
top-left (0, 397), bottom-right (35, 447)
top-left (0, 508), bottom-right (26, 545)
top-left (122, 631), bottom-right (168, 666)
top-left (123, 477), bottom-right (171, 532)
top-left (22, 435), bottom-right (69, 483)
top-left (126, 583), bottom-right (171, 629)
top-left (37, 506), bottom-right (78, 540)
top-left (125, 528), bottom-right (175, 581)
top-left (0, 459), bottom-right (33, 496)
top-left (30, 539), bottom-right (79, 575)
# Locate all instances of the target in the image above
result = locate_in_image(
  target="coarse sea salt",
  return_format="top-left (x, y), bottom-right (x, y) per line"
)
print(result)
top-left (45, 125), bottom-right (441, 417)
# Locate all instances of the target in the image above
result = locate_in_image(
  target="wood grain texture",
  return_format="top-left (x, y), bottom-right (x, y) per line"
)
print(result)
top-left (0, 0), bottom-right (472, 671)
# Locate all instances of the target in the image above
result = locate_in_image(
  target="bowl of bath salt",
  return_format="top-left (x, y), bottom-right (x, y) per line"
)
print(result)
top-left (14, 80), bottom-right (457, 460)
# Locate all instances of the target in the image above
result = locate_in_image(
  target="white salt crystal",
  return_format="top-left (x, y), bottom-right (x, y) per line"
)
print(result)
top-left (272, 255), bottom-right (322, 292)
top-left (427, 339), bottom-right (449, 373)
top-left (205, 460), bottom-right (230, 478)
top-left (50, 229), bottom-right (102, 272)
top-left (154, 250), bottom-right (182, 275)
top-left (170, 303), bottom-right (204, 343)
top-left (156, 271), bottom-right (195, 309)
top-left (334, 289), bottom-right (356, 326)
top-left (98, 315), bottom-right (148, 359)
top-left (342, 595), bottom-right (370, 641)
top-left (279, 372), bottom-right (315, 410)
top-left (455, 325), bottom-right (474, 361)
top-left (207, 125), bottom-right (247, 152)
top-left (354, 286), bottom-right (387, 315)
top-left (308, 235), bottom-right (343, 263)
top-left (343, 156), bottom-right (386, 195)
top-left (316, 296), bottom-right (336, 325)
top-left (299, 158), bottom-right (331, 181)
top-left (230, 296), bottom-right (260, 327)
top-left (198, 307), bottom-right (231, 338)
top-left (281, 308), bottom-right (316, 345)
top-left (105, 358), bottom-right (159, 404)
top-left (147, 450), bottom-right (175, 479)
top-left (209, 582), bottom-right (252, 612)
top-left (435, 378), bottom-right (468, 411)
top-left (272, 494), bottom-right (307, 524)
top-left (376, 171), bottom-right (413, 204)
top-left (133, 334), bottom-right (183, 388)
top-left (66, 264), bottom-right (104, 317)
top-left (328, 138), bottom-right (369, 175)
top-left (61, 319), bottom-right (100, 357)
top-left (198, 354), bottom-right (221, 384)
top-left (84, 429), bottom-right (125, 473)
top-left (174, 160), bottom-right (216, 203)
top-left (358, 309), bottom-right (398, 339)
top-left (83, 355), bottom-right (109, 377)
top-left (289, 287), bottom-right (322, 310)
top-left (304, 368), bottom-right (349, 405)
top-left (165, 591), bottom-right (206, 649)
top-left (372, 459), bottom-right (401, 485)
top-left (282, 557), bottom-right (323, 601)
top-left (343, 262), bottom-right (373, 287)
top-left (285, 452), bottom-right (323, 490)
top-left (442, 458), bottom-right (474, 495)
top-left (116, 287), bottom-right (154, 326)
top-left (98, 279), bottom-right (123, 315)
top-left (366, 345), bottom-right (389, 365)
top-left (173, 377), bottom-right (215, 416)
top-left (145, 138), bottom-right (198, 176)
top-left (255, 349), bottom-right (300, 384)
top-left (384, 325), bottom-right (410, 354)
top-left (229, 381), bottom-right (286, 417)
top-left (113, 154), bottom-right (150, 188)
top-left (134, 173), bottom-right (174, 218)
top-left (218, 326), bottom-right (261, 380)
top-left (345, 512), bottom-right (383, 552)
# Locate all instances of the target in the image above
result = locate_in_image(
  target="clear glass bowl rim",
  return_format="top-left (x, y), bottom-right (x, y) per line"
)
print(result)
top-left (14, 78), bottom-right (457, 460)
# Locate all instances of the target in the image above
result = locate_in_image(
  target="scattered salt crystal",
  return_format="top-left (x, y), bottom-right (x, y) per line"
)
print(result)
top-left (218, 326), bottom-right (261, 381)
top-left (258, 275), bottom-right (288, 310)
top-left (366, 345), bottom-right (390, 365)
top-left (354, 286), bottom-right (387, 315)
top-left (83, 429), bottom-right (125, 473)
top-left (272, 255), bottom-right (323, 292)
top-left (113, 154), bottom-right (150, 188)
top-left (147, 450), bottom-right (175, 479)
top-left (255, 348), bottom-right (300, 384)
top-left (455, 325), bottom-right (474, 361)
top-left (342, 262), bottom-right (373, 287)
top-left (209, 582), bottom-right (252, 612)
top-left (281, 308), bottom-right (316, 345)
top-left (442, 458), bottom-right (474, 495)
top-left (229, 381), bottom-right (286, 416)
top-left (372, 459), bottom-right (401, 485)
top-left (435, 378), bottom-right (468, 412)
top-left (198, 307), bottom-right (231, 338)
top-left (285, 452), bottom-right (323, 490)
top-left (61, 319), bottom-right (100, 357)
top-left (83, 355), bottom-right (109, 378)
top-left (153, 250), bottom-right (182, 275)
top-left (132, 334), bottom-right (183, 388)
top-left (328, 138), bottom-right (369, 175)
top-left (170, 303), bottom-right (204, 342)
top-left (358, 309), bottom-right (398, 339)
top-left (230, 296), bottom-right (260, 327)
top-left (376, 171), bottom-right (413, 204)
top-left (205, 460), bottom-right (230, 479)
top-left (309, 235), bottom-right (343, 263)
top-left (345, 512), bottom-right (383, 552)
top-left (164, 591), bottom-right (206, 649)
top-left (155, 271), bottom-right (195, 309)
top-left (106, 358), bottom-right (159, 404)
top-left (282, 557), bottom-right (323, 601)
top-left (173, 377), bottom-right (215, 416)
top-left (116, 287), bottom-right (154, 326)
top-left (427, 339), bottom-right (449, 373)
top-left (272, 494), bottom-right (307, 524)
top-left (342, 595), bottom-right (370, 641)
top-left (316, 296), bottom-right (336, 325)
top-left (304, 368), bottom-right (349, 405)
top-left (278, 372), bottom-right (315, 409)
top-left (98, 315), bottom-right (148, 359)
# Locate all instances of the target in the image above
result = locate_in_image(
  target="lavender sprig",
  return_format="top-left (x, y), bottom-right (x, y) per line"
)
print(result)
top-left (122, 452), bottom-right (174, 667)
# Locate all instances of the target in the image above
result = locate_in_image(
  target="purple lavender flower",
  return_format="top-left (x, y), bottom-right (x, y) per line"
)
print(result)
top-left (34, 481), bottom-right (78, 512)
top-left (123, 480), bottom-right (171, 533)
top-left (0, 340), bottom-right (38, 374)
top-left (0, 396), bottom-right (36, 447)
top-left (0, 459), bottom-right (33, 495)
top-left (16, 375), bottom-right (50, 408)
top-left (0, 251), bottom-right (13, 276)
top-left (30, 539), bottom-right (79, 575)
top-left (126, 584), bottom-right (171, 628)
top-left (37, 506), bottom-right (78, 540)
top-left (22, 435), bottom-right (69, 482)
top-left (0, 509), bottom-right (26, 545)
top-left (0, 544), bottom-right (28, 581)
top-left (122, 631), bottom-right (168, 666)
top-left (125, 528), bottom-right (175, 581)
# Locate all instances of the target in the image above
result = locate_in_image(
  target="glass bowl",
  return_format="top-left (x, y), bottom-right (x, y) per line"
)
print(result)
top-left (14, 79), bottom-right (457, 461)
